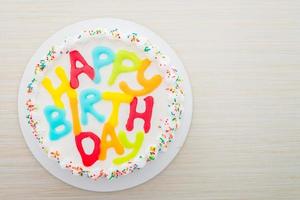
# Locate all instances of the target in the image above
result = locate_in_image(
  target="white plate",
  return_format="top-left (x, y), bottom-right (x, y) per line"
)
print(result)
top-left (18, 18), bottom-right (193, 192)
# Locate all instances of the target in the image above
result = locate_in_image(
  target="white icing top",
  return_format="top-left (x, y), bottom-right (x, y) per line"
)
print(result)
top-left (25, 28), bottom-right (184, 180)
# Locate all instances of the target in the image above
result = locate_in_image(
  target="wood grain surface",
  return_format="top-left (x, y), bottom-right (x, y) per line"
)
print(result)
top-left (1, 0), bottom-right (300, 199)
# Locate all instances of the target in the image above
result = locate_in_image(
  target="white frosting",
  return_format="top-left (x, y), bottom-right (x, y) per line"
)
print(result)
top-left (25, 28), bottom-right (184, 180)
top-left (35, 38), bottom-right (169, 173)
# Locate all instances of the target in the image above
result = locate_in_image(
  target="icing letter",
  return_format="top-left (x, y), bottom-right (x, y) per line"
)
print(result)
top-left (42, 66), bottom-right (76, 108)
top-left (44, 105), bottom-right (71, 141)
top-left (120, 59), bottom-right (162, 96)
top-left (113, 130), bottom-right (144, 165)
top-left (99, 123), bottom-right (124, 160)
top-left (70, 50), bottom-right (95, 89)
top-left (42, 67), bottom-right (81, 135)
top-left (102, 91), bottom-right (133, 127)
top-left (80, 89), bottom-right (105, 125)
top-left (108, 50), bottom-right (141, 85)
top-left (126, 96), bottom-right (154, 133)
top-left (92, 46), bottom-right (115, 83)
top-left (75, 131), bottom-right (101, 167)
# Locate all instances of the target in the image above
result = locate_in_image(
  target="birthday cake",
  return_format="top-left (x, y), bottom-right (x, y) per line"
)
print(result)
top-left (25, 28), bottom-right (184, 180)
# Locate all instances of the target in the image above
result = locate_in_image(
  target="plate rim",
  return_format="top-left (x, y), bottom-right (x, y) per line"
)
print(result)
top-left (18, 18), bottom-right (193, 192)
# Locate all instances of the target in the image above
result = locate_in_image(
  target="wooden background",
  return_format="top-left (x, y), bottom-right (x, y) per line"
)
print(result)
top-left (1, 0), bottom-right (300, 199)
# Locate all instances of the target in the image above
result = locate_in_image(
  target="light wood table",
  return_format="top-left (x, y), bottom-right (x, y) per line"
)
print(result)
top-left (1, 0), bottom-right (300, 199)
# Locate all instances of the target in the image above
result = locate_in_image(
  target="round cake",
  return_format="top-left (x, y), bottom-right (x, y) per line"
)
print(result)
top-left (24, 28), bottom-right (184, 180)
